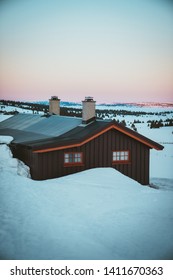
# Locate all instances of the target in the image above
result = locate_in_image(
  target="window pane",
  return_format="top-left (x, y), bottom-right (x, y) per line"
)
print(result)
top-left (113, 152), bottom-right (116, 160)
top-left (64, 153), bottom-right (82, 164)
top-left (69, 154), bottom-right (73, 162)
top-left (112, 151), bottom-right (129, 162)
top-left (64, 154), bottom-right (69, 163)
top-left (78, 155), bottom-right (82, 162)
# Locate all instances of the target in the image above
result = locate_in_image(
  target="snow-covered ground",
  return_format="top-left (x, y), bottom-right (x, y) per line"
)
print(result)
top-left (0, 105), bottom-right (44, 115)
top-left (137, 126), bottom-right (173, 180)
top-left (0, 111), bottom-right (173, 260)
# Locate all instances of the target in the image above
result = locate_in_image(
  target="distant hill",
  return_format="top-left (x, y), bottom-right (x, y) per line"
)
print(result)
top-left (36, 100), bottom-right (173, 109)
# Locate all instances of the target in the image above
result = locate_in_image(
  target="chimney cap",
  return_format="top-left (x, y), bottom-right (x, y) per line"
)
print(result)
top-left (84, 96), bottom-right (94, 102)
top-left (50, 96), bottom-right (60, 100)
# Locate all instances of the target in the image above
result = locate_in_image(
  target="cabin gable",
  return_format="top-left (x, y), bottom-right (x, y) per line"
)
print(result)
top-left (28, 128), bottom-right (150, 185)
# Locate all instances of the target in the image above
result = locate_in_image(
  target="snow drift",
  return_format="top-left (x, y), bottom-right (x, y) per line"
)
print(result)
top-left (0, 136), bottom-right (30, 178)
top-left (0, 136), bottom-right (173, 260)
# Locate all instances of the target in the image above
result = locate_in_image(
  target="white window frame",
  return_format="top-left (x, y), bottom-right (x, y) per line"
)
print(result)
top-left (112, 150), bottom-right (130, 163)
top-left (64, 152), bottom-right (83, 166)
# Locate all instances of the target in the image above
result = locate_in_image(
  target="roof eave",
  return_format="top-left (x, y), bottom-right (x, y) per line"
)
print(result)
top-left (32, 122), bottom-right (164, 153)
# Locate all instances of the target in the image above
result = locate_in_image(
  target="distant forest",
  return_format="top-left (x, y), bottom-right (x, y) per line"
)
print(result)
top-left (0, 99), bottom-right (173, 129)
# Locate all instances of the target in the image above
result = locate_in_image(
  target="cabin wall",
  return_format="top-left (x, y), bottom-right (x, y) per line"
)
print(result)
top-left (31, 129), bottom-right (150, 185)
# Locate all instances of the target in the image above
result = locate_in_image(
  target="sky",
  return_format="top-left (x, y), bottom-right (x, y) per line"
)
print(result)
top-left (0, 0), bottom-right (173, 103)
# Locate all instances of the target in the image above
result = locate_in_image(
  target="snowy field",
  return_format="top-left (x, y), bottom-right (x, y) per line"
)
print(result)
top-left (0, 111), bottom-right (173, 260)
top-left (0, 105), bottom-right (44, 115)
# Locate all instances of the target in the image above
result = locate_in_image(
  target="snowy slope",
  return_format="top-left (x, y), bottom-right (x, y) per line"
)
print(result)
top-left (0, 105), bottom-right (44, 115)
top-left (0, 136), bottom-right (173, 260)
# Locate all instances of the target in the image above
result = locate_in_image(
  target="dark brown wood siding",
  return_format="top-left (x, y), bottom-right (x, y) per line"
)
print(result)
top-left (25, 128), bottom-right (150, 185)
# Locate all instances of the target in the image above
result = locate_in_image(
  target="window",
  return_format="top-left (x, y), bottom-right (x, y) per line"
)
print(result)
top-left (64, 152), bottom-right (83, 166)
top-left (112, 151), bottom-right (130, 163)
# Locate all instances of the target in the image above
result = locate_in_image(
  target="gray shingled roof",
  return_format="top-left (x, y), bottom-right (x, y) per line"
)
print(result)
top-left (0, 114), bottom-right (82, 143)
top-left (0, 128), bottom-right (52, 143)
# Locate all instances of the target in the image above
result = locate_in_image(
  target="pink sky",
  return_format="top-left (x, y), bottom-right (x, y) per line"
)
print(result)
top-left (0, 0), bottom-right (173, 103)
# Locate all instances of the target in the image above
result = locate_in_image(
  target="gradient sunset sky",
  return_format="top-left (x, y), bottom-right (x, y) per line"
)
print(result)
top-left (0, 0), bottom-right (173, 103)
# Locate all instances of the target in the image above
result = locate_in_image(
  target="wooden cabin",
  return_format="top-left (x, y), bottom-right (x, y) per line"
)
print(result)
top-left (0, 97), bottom-right (163, 185)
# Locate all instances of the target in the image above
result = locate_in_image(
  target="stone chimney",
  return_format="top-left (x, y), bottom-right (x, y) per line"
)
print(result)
top-left (49, 96), bottom-right (60, 115)
top-left (82, 96), bottom-right (96, 124)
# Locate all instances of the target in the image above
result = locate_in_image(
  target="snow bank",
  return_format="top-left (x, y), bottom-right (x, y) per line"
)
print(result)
top-left (0, 149), bottom-right (173, 260)
top-left (0, 136), bottom-right (30, 178)
top-left (0, 135), bottom-right (13, 144)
